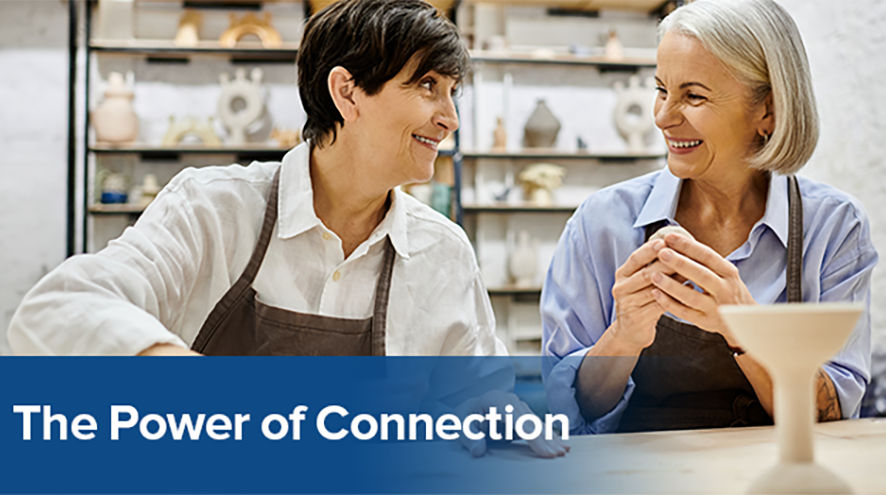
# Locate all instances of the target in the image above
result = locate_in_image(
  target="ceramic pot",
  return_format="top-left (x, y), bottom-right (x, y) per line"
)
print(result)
top-left (93, 72), bottom-right (138, 143)
top-left (523, 100), bottom-right (560, 148)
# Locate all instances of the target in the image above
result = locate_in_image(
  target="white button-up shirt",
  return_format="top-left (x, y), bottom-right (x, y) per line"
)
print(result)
top-left (9, 143), bottom-right (505, 356)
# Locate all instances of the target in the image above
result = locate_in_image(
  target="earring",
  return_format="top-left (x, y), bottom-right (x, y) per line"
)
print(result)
top-left (761, 131), bottom-right (770, 144)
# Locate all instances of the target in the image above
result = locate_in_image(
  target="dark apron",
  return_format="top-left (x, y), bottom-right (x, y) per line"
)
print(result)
top-left (191, 167), bottom-right (394, 356)
top-left (617, 175), bottom-right (803, 432)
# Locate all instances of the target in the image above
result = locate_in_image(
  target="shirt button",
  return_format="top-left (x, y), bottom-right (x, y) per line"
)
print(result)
top-left (332, 271), bottom-right (341, 281)
top-left (322, 232), bottom-right (332, 241)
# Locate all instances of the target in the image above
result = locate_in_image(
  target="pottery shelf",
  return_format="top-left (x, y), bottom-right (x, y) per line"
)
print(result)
top-left (89, 39), bottom-right (300, 62)
top-left (470, 50), bottom-right (656, 71)
top-left (462, 204), bottom-right (577, 214)
top-left (487, 286), bottom-right (542, 297)
top-left (88, 204), bottom-right (146, 216)
top-left (461, 150), bottom-right (665, 162)
top-left (89, 143), bottom-right (291, 161)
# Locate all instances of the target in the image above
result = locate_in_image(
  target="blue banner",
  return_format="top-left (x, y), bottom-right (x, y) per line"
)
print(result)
top-left (0, 357), bottom-right (582, 494)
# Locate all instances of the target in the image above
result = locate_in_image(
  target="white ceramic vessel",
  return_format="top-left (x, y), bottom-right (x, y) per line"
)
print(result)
top-left (93, 72), bottom-right (138, 144)
top-left (719, 303), bottom-right (863, 494)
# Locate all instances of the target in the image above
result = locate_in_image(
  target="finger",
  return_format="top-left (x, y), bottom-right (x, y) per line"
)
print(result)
top-left (663, 233), bottom-right (739, 279)
top-left (651, 287), bottom-right (706, 324)
top-left (650, 271), bottom-right (711, 311)
top-left (614, 285), bottom-right (658, 311)
top-left (616, 240), bottom-right (665, 279)
top-left (657, 248), bottom-right (723, 296)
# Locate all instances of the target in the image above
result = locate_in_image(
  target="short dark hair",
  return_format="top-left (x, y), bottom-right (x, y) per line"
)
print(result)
top-left (297, 0), bottom-right (469, 148)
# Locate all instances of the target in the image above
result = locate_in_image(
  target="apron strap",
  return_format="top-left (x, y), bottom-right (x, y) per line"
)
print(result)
top-left (371, 236), bottom-right (396, 356)
top-left (239, 166), bottom-right (281, 285)
top-left (786, 175), bottom-right (803, 303)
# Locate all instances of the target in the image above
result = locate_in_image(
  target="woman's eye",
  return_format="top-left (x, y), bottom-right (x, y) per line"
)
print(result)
top-left (655, 86), bottom-right (667, 97)
top-left (420, 79), bottom-right (436, 91)
top-left (687, 93), bottom-right (706, 101)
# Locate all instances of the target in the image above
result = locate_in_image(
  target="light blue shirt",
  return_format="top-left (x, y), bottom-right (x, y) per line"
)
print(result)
top-left (541, 168), bottom-right (877, 435)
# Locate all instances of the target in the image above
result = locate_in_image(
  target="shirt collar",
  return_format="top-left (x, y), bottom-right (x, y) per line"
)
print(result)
top-left (277, 142), bottom-right (410, 259)
top-left (633, 167), bottom-right (682, 229)
top-left (632, 167), bottom-right (790, 248)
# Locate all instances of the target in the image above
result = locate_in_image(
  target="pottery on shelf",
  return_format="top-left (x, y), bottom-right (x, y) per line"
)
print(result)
top-left (219, 12), bottom-right (282, 48)
top-left (719, 303), bottom-right (863, 495)
top-left (613, 75), bottom-right (656, 153)
top-left (162, 116), bottom-right (222, 147)
top-left (518, 163), bottom-right (565, 207)
top-left (523, 99), bottom-right (561, 148)
top-left (509, 231), bottom-right (538, 288)
top-left (493, 117), bottom-right (507, 150)
top-left (101, 173), bottom-right (128, 204)
top-left (93, 71), bottom-right (138, 144)
top-left (270, 127), bottom-right (301, 149)
top-left (218, 68), bottom-right (265, 146)
top-left (137, 174), bottom-right (161, 208)
top-left (174, 10), bottom-right (202, 47)
top-left (604, 29), bottom-right (624, 60)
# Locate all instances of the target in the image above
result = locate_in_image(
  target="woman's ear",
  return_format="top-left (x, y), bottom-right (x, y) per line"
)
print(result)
top-left (328, 66), bottom-right (358, 123)
top-left (757, 91), bottom-right (775, 138)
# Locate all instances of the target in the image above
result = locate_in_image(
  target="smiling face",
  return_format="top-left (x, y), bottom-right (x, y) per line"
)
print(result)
top-left (351, 56), bottom-right (460, 187)
top-left (654, 31), bottom-right (768, 182)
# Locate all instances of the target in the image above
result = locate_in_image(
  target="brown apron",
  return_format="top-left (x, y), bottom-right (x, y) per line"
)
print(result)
top-left (617, 175), bottom-right (803, 432)
top-left (191, 167), bottom-right (394, 356)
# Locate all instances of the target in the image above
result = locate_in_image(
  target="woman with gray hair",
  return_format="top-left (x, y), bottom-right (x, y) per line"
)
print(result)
top-left (541, 0), bottom-right (877, 434)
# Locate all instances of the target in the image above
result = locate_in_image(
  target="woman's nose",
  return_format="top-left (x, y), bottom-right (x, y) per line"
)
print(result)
top-left (654, 97), bottom-right (681, 130)
top-left (434, 97), bottom-right (459, 133)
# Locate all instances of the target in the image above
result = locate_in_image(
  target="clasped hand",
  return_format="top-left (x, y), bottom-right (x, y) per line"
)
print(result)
top-left (611, 233), bottom-right (756, 351)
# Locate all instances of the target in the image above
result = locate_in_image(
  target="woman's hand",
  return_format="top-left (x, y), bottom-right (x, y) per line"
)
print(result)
top-left (609, 239), bottom-right (679, 352)
top-left (649, 233), bottom-right (757, 347)
top-left (455, 390), bottom-right (570, 459)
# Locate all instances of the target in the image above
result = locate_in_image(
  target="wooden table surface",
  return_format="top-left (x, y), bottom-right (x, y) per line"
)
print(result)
top-left (396, 418), bottom-right (886, 494)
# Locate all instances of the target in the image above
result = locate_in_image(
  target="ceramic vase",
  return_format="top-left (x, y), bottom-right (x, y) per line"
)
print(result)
top-left (523, 100), bottom-right (560, 148)
top-left (719, 304), bottom-right (862, 494)
top-left (509, 231), bottom-right (538, 288)
top-left (93, 72), bottom-right (138, 144)
top-left (493, 117), bottom-right (507, 150)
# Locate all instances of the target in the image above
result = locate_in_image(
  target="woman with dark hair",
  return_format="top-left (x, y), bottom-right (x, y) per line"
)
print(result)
top-left (10, 0), bottom-right (500, 358)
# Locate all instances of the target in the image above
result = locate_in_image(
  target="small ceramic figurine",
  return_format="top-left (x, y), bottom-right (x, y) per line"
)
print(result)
top-left (218, 68), bottom-right (265, 145)
top-left (174, 10), bottom-right (202, 47)
top-left (518, 163), bottom-right (566, 206)
top-left (493, 117), bottom-right (507, 150)
top-left (604, 29), bottom-right (624, 60)
top-left (93, 71), bottom-right (138, 144)
top-left (162, 116), bottom-right (222, 147)
top-left (138, 174), bottom-right (161, 207)
top-left (219, 12), bottom-right (282, 48)
top-left (270, 127), bottom-right (301, 149)
top-left (613, 75), bottom-right (657, 153)
top-left (523, 100), bottom-right (561, 149)
top-left (509, 231), bottom-right (538, 288)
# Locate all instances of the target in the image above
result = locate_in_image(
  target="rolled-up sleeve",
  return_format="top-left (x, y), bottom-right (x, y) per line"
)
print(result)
top-left (8, 178), bottom-right (209, 355)
top-left (541, 212), bottom-right (633, 434)
top-left (813, 199), bottom-right (878, 418)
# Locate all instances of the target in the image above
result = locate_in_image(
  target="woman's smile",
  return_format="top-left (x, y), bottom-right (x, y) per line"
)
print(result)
top-left (412, 133), bottom-right (441, 151)
top-left (667, 138), bottom-right (704, 155)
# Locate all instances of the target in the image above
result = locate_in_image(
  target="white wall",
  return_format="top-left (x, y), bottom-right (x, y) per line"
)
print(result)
top-left (0, 0), bottom-right (70, 355)
top-left (2, 0), bottom-right (886, 362)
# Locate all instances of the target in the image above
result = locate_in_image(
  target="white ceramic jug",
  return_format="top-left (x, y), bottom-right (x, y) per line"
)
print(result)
top-left (93, 72), bottom-right (138, 144)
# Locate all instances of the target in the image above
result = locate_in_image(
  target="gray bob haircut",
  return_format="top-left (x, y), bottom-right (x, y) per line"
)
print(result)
top-left (659, 0), bottom-right (819, 175)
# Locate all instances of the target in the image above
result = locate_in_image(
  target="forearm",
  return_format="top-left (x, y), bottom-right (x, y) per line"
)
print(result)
top-left (734, 353), bottom-right (774, 417)
top-left (815, 368), bottom-right (842, 421)
top-left (575, 326), bottom-right (642, 421)
top-left (737, 355), bottom-right (842, 422)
